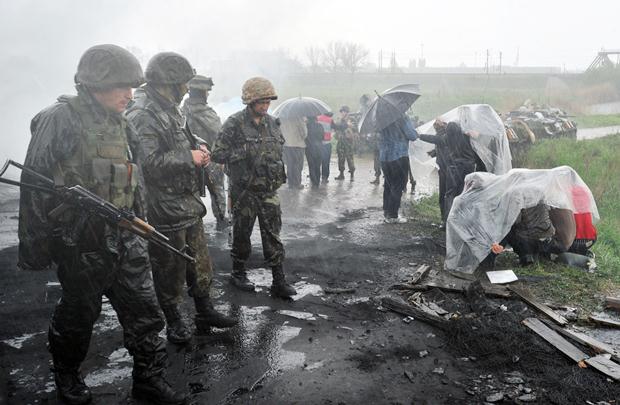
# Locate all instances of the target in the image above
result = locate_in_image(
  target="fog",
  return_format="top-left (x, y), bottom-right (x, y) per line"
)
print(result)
top-left (1, 0), bottom-right (618, 164)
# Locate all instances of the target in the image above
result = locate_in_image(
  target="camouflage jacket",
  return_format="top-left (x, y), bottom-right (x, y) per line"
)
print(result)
top-left (18, 90), bottom-right (146, 270)
top-left (211, 107), bottom-right (286, 198)
top-left (181, 98), bottom-right (222, 147)
top-left (125, 85), bottom-right (206, 232)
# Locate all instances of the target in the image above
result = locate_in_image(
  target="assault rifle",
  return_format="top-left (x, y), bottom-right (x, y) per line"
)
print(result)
top-left (0, 159), bottom-right (195, 263)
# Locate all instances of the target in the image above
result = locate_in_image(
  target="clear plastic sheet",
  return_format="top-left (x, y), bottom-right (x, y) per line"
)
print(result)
top-left (445, 166), bottom-right (599, 273)
top-left (411, 104), bottom-right (512, 175)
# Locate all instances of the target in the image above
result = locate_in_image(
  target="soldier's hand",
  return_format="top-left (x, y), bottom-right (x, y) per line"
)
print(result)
top-left (191, 150), bottom-right (210, 167)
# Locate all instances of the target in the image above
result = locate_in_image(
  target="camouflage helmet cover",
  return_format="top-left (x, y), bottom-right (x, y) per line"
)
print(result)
top-left (241, 77), bottom-right (277, 104)
top-left (188, 74), bottom-right (214, 90)
top-left (75, 44), bottom-right (144, 89)
top-left (145, 52), bottom-right (195, 85)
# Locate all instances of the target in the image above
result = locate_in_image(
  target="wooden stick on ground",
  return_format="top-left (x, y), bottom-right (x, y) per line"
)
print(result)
top-left (509, 286), bottom-right (568, 326)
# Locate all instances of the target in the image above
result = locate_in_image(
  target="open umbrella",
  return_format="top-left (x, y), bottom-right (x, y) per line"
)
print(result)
top-left (358, 84), bottom-right (420, 134)
top-left (271, 96), bottom-right (331, 120)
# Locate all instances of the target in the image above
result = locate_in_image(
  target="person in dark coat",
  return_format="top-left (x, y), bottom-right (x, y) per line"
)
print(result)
top-left (305, 116), bottom-right (324, 189)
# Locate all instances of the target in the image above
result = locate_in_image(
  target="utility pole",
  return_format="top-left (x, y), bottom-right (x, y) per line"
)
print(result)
top-left (499, 51), bottom-right (502, 74)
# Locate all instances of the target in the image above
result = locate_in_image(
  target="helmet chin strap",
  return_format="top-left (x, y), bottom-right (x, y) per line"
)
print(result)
top-left (171, 84), bottom-right (185, 104)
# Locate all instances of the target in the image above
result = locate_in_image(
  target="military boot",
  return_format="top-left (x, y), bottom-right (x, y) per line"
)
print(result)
top-left (161, 306), bottom-right (192, 344)
top-left (334, 171), bottom-right (345, 180)
top-left (194, 295), bottom-right (238, 332)
top-left (370, 176), bottom-right (380, 185)
top-left (270, 265), bottom-right (296, 298)
top-left (230, 263), bottom-right (255, 292)
top-left (53, 364), bottom-right (92, 405)
top-left (132, 374), bottom-right (187, 405)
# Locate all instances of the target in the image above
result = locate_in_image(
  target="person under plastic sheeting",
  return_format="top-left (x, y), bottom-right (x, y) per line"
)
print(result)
top-left (445, 166), bottom-right (599, 274)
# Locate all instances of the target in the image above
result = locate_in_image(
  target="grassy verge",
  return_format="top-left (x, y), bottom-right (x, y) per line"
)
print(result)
top-left (574, 114), bottom-right (620, 128)
top-left (517, 134), bottom-right (620, 310)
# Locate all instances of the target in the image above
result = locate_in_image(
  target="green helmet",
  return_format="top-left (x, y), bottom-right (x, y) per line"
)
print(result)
top-left (241, 77), bottom-right (277, 104)
top-left (75, 44), bottom-right (144, 89)
top-left (145, 52), bottom-right (195, 85)
top-left (188, 75), bottom-right (214, 90)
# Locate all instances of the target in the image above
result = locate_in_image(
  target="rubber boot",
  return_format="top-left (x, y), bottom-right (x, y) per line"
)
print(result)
top-left (350, 171), bottom-right (355, 182)
top-left (194, 295), bottom-right (238, 332)
top-left (270, 265), bottom-right (296, 298)
top-left (230, 263), bottom-right (255, 292)
top-left (370, 176), bottom-right (380, 185)
top-left (132, 374), bottom-right (187, 405)
top-left (334, 171), bottom-right (345, 180)
top-left (53, 364), bottom-right (92, 405)
top-left (161, 306), bottom-right (192, 344)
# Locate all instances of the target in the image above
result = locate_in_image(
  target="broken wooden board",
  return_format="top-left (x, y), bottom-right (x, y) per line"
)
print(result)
top-left (541, 320), bottom-right (620, 362)
top-left (589, 315), bottom-right (620, 329)
top-left (381, 297), bottom-right (448, 329)
top-left (408, 264), bottom-right (431, 284)
top-left (509, 286), bottom-right (568, 325)
top-left (522, 318), bottom-right (588, 363)
top-left (605, 296), bottom-right (620, 312)
top-left (407, 277), bottom-right (511, 298)
top-left (585, 355), bottom-right (620, 381)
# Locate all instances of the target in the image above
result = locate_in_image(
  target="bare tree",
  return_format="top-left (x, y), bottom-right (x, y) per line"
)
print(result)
top-left (304, 46), bottom-right (323, 73)
top-left (323, 41), bottom-right (344, 73)
top-left (339, 42), bottom-right (369, 74)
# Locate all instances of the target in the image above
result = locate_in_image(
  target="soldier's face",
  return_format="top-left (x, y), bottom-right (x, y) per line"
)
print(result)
top-left (93, 87), bottom-right (133, 113)
top-left (251, 99), bottom-right (271, 116)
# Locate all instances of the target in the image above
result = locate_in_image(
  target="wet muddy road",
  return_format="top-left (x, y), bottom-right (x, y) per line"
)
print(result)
top-left (1, 158), bottom-right (618, 404)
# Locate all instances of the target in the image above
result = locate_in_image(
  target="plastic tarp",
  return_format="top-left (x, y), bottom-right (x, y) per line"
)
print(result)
top-left (445, 166), bottom-right (599, 273)
top-left (410, 104), bottom-right (512, 175)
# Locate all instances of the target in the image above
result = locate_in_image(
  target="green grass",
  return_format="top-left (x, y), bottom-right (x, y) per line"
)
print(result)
top-left (574, 114), bottom-right (620, 129)
top-left (519, 134), bottom-right (620, 310)
top-left (408, 193), bottom-right (442, 223)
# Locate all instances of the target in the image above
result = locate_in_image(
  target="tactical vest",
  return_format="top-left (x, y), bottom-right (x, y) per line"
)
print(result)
top-left (57, 95), bottom-right (137, 209)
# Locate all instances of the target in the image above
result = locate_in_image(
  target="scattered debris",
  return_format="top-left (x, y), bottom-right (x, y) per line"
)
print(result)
top-left (517, 393), bottom-right (537, 402)
top-left (381, 297), bottom-right (448, 329)
top-left (486, 270), bottom-right (518, 284)
top-left (404, 370), bottom-right (415, 383)
top-left (432, 367), bottom-right (444, 375)
top-left (402, 316), bottom-right (414, 324)
top-left (541, 320), bottom-right (620, 362)
top-left (485, 392), bottom-right (504, 402)
top-left (510, 286), bottom-right (568, 325)
top-left (522, 318), bottom-right (587, 363)
top-left (419, 350), bottom-right (428, 358)
top-left (408, 264), bottom-right (431, 284)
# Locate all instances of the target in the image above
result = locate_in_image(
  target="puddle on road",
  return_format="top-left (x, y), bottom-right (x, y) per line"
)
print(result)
top-left (2, 331), bottom-right (45, 349)
top-left (85, 348), bottom-right (132, 387)
top-left (94, 300), bottom-right (121, 333)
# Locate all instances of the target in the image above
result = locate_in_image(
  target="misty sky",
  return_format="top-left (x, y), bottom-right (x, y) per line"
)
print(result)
top-left (0, 0), bottom-right (618, 164)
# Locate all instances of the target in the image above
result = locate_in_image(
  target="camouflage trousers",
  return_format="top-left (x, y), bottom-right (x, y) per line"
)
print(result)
top-left (231, 191), bottom-right (284, 268)
top-left (149, 220), bottom-right (212, 309)
top-left (206, 163), bottom-right (227, 222)
top-left (49, 228), bottom-right (166, 380)
top-left (336, 140), bottom-right (355, 173)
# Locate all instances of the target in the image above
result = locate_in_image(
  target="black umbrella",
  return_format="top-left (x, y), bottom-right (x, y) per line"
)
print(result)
top-left (358, 84), bottom-right (420, 134)
top-left (271, 96), bottom-right (331, 120)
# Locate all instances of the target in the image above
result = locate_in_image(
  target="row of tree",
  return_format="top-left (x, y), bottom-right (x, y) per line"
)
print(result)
top-left (304, 42), bottom-right (369, 74)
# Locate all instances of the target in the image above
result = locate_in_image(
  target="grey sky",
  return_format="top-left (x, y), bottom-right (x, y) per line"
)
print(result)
top-left (0, 0), bottom-right (617, 163)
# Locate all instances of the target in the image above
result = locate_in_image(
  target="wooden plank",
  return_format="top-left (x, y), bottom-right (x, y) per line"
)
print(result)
top-left (510, 286), bottom-right (568, 325)
top-left (586, 355), bottom-right (620, 381)
top-left (381, 297), bottom-right (448, 329)
top-left (409, 264), bottom-right (431, 285)
top-left (589, 315), bottom-right (620, 329)
top-left (541, 320), bottom-right (620, 362)
top-left (605, 296), bottom-right (620, 312)
top-left (411, 278), bottom-right (512, 298)
top-left (522, 318), bottom-right (588, 363)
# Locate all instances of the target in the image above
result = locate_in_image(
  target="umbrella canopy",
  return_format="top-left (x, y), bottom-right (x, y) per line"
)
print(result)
top-left (413, 104), bottom-right (512, 175)
top-left (358, 84), bottom-right (420, 134)
top-left (271, 96), bottom-right (331, 120)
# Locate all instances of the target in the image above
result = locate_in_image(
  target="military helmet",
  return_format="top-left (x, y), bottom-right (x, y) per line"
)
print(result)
top-left (241, 77), bottom-right (277, 105)
top-left (188, 75), bottom-right (214, 90)
top-left (145, 52), bottom-right (195, 85)
top-left (75, 44), bottom-right (144, 89)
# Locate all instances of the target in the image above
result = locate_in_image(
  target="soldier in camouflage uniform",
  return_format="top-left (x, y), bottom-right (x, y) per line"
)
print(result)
top-left (126, 52), bottom-right (236, 344)
top-left (181, 75), bottom-right (228, 231)
top-left (18, 45), bottom-right (186, 405)
top-left (211, 77), bottom-right (296, 298)
top-left (334, 105), bottom-right (357, 181)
